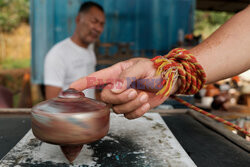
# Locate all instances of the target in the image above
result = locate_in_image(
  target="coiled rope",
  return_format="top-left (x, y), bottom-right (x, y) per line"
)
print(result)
top-left (151, 48), bottom-right (250, 137)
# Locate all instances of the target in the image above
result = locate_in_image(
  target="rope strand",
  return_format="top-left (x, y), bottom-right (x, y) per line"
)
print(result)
top-left (172, 95), bottom-right (250, 137)
top-left (151, 48), bottom-right (250, 138)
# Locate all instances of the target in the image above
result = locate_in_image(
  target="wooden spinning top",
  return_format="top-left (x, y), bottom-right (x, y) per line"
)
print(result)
top-left (31, 88), bottom-right (110, 163)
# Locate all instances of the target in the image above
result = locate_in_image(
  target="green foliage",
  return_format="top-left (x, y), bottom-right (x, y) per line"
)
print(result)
top-left (0, 0), bottom-right (29, 32)
top-left (194, 10), bottom-right (234, 39)
top-left (0, 58), bottom-right (30, 69)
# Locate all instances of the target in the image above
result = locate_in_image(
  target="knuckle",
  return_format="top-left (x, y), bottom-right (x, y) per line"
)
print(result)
top-left (124, 113), bottom-right (134, 120)
top-left (100, 92), bottom-right (107, 102)
top-left (112, 106), bottom-right (122, 114)
top-left (138, 59), bottom-right (148, 65)
top-left (135, 110), bottom-right (144, 118)
top-left (128, 110), bottom-right (143, 119)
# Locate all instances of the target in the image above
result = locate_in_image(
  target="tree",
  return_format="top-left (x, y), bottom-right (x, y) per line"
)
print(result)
top-left (0, 0), bottom-right (29, 32)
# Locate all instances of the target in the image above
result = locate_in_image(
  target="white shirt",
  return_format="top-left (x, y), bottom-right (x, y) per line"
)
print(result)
top-left (44, 38), bottom-right (96, 98)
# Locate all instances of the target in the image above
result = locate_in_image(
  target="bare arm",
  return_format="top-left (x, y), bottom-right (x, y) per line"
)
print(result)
top-left (45, 85), bottom-right (62, 100)
top-left (191, 5), bottom-right (250, 84)
top-left (70, 6), bottom-right (250, 119)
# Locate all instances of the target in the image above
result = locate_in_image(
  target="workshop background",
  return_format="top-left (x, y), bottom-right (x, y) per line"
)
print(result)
top-left (0, 0), bottom-right (250, 166)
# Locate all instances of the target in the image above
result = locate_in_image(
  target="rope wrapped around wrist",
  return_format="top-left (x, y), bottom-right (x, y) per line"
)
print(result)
top-left (151, 48), bottom-right (250, 137)
top-left (151, 48), bottom-right (206, 97)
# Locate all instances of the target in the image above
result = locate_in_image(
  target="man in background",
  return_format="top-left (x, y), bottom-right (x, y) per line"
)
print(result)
top-left (44, 1), bottom-right (105, 99)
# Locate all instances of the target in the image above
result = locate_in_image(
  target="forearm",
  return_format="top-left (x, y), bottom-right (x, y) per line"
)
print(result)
top-left (45, 86), bottom-right (62, 99)
top-left (190, 5), bottom-right (250, 84)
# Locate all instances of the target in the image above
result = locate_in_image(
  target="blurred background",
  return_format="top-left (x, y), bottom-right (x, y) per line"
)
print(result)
top-left (0, 0), bottom-right (249, 138)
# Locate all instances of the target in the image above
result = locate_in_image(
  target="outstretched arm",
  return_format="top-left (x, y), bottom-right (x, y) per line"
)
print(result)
top-left (192, 5), bottom-right (250, 84)
top-left (70, 6), bottom-right (250, 119)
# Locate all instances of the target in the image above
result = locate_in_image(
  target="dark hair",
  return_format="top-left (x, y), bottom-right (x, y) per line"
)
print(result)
top-left (79, 1), bottom-right (104, 14)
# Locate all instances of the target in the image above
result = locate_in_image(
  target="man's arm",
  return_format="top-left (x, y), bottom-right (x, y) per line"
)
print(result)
top-left (70, 6), bottom-right (250, 119)
top-left (45, 85), bottom-right (62, 99)
top-left (191, 5), bottom-right (250, 84)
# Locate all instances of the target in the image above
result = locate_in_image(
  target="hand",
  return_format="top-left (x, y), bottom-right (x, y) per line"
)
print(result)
top-left (70, 58), bottom-right (178, 119)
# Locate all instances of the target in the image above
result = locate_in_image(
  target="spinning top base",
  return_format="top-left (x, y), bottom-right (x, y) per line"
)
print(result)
top-left (31, 89), bottom-right (110, 163)
top-left (60, 144), bottom-right (83, 163)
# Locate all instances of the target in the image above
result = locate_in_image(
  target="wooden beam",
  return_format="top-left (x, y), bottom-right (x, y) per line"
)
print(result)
top-left (149, 109), bottom-right (187, 116)
top-left (0, 108), bottom-right (31, 114)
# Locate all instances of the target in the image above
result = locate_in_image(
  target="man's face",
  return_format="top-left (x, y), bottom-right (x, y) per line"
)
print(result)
top-left (76, 7), bottom-right (105, 45)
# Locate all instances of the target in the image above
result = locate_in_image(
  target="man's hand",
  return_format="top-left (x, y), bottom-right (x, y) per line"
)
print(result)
top-left (70, 58), bottom-right (178, 119)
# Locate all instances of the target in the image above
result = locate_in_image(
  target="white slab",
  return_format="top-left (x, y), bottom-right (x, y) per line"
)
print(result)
top-left (0, 113), bottom-right (196, 167)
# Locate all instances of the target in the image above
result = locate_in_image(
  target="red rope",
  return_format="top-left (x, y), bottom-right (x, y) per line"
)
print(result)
top-left (172, 95), bottom-right (250, 137)
top-left (151, 48), bottom-right (250, 137)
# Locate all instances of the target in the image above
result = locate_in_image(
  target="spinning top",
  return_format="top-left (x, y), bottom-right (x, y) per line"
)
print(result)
top-left (31, 88), bottom-right (110, 163)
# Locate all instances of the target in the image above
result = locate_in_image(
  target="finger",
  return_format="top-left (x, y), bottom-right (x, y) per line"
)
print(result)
top-left (146, 92), bottom-right (169, 108)
top-left (124, 103), bottom-right (151, 119)
top-left (70, 63), bottom-right (123, 91)
top-left (112, 92), bottom-right (149, 114)
top-left (101, 87), bottom-right (137, 104)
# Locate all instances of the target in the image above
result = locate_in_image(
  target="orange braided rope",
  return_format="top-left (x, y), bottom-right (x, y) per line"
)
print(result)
top-left (151, 48), bottom-right (206, 97)
top-left (172, 95), bottom-right (250, 137)
top-left (151, 48), bottom-right (250, 137)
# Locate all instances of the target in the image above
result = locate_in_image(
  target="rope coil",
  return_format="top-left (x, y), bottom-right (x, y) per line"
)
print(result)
top-left (151, 48), bottom-right (206, 96)
top-left (151, 48), bottom-right (250, 138)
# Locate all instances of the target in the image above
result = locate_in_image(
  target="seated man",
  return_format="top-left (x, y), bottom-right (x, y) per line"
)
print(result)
top-left (44, 2), bottom-right (105, 99)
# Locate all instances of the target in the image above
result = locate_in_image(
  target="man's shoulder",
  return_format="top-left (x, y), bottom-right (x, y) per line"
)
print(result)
top-left (46, 38), bottom-right (72, 56)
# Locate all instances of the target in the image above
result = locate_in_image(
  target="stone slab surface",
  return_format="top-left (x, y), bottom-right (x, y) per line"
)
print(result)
top-left (0, 113), bottom-right (196, 167)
